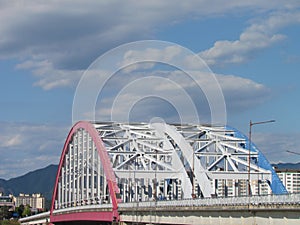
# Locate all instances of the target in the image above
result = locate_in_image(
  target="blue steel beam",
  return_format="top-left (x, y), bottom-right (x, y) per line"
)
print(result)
top-left (226, 126), bottom-right (287, 194)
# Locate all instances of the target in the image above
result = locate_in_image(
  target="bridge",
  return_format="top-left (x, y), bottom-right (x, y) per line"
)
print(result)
top-left (20, 121), bottom-right (300, 225)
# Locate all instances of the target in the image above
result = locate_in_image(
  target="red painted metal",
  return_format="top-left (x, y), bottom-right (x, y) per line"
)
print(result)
top-left (51, 211), bottom-right (114, 223)
top-left (50, 121), bottom-right (120, 222)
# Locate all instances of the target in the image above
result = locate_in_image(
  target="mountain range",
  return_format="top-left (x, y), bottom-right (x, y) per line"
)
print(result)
top-left (272, 162), bottom-right (300, 170)
top-left (0, 162), bottom-right (299, 201)
top-left (0, 164), bottom-right (57, 200)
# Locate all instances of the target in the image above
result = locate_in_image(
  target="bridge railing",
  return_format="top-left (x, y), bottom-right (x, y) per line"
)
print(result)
top-left (19, 211), bottom-right (50, 223)
top-left (53, 203), bottom-right (113, 214)
top-left (119, 193), bottom-right (300, 209)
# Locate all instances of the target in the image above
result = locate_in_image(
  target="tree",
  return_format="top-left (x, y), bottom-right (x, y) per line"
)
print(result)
top-left (0, 206), bottom-right (12, 220)
top-left (21, 205), bottom-right (31, 217)
top-left (1, 220), bottom-right (20, 225)
top-left (15, 205), bottom-right (24, 218)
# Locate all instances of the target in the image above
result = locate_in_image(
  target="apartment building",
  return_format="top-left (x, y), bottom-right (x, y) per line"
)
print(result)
top-left (276, 169), bottom-right (300, 193)
top-left (14, 193), bottom-right (45, 211)
top-left (214, 179), bottom-right (271, 197)
top-left (0, 192), bottom-right (14, 209)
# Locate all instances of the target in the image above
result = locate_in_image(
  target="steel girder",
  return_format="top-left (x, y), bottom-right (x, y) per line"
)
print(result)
top-left (51, 121), bottom-right (287, 218)
top-left (94, 122), bottom-right (282, 199)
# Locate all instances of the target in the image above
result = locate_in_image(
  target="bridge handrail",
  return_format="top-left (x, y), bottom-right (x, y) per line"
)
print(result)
top-left (19, 211), bottom-right (50, 222)
top-left (118, 193), bottom-right (300, 209)
top-left (19, 204), bottom-right (114, 223)
top-left (19, 193), bottom-right (300, 224)
top-left (53, 203), bottom-right (113, 214)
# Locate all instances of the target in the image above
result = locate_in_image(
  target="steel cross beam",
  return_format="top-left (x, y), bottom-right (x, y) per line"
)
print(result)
top-left (52, 121), bottom-right (278, 220)
top-left (95, 122), bottom-right (273, 200)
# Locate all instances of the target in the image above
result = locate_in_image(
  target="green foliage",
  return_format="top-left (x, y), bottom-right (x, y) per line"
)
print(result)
top-left (15, 205), bottom-right (24, 218)
top-left (0, 220), bottom-right (20, 225)
top-left (0, 206), bottom-right (12, 220)
top-left (21, 205), bottom-right (31, 217)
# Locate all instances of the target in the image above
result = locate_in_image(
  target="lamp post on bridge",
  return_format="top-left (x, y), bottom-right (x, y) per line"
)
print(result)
top-left (248, 119), bottom-right (275, 196)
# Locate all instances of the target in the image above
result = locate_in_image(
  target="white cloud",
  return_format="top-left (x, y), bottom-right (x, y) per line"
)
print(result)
top-left (0, 1), bottom-right (299, 89)
top-left (0, 134), bottom-right (22, 148)
top-left (16, 60), bottom-right (83, 90)
top-left (252, 132), bottom-right (300, 164)
top-left (121, 46), bottom-right (183, 72)
top-left (0, 0), bottom-right (298, 180)
top-left (199, 11), bottom-right (300, 66)
top-left (217, 74), bottom-right (271, 111)
top-left (0, 122), bottom-right (68, 179)
top-left (93, 70), bottom-right (270, 123)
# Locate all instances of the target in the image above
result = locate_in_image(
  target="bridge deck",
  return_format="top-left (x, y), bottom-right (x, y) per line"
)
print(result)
top-left (20, 193), bottom-right (300, 225)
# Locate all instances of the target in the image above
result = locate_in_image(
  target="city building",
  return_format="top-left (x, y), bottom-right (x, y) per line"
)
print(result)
top-left (276, 169), bottom-right (300, 193)
top-left (0, 192), bottom-right (14, 210)
top-left (14, 193), bottom-right (45, 212)
top-left (213, 179), bottom-right (271, 197)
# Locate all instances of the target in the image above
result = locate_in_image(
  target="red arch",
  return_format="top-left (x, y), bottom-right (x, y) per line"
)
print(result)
top-left (50, 121), bottom-right (120, 222)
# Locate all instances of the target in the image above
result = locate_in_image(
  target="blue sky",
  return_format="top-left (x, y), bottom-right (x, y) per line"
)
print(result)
top-left (0, 1), bottom-right (300, 179)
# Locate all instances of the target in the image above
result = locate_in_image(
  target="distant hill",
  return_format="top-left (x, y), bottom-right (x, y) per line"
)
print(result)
top-left (0, 178), bottom-right (9, 194)
top-left (272, 162), bottom-right (300, 170)
top-left (0, 164), bottom-right (58, 200)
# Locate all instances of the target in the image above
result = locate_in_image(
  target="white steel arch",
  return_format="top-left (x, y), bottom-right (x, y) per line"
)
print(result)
top-left (53, 121), bottom-right (280, 214)
top-left (95, 122), bottom-right (191, 201)
top-left (95, 122), bottom-right (273, 200)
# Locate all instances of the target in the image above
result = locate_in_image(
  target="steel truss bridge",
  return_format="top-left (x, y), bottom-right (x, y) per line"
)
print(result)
top-left (22, 121), bottom-right (290, 224)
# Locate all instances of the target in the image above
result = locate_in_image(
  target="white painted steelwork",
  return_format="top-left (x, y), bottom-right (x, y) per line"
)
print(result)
top-left (95, 122), bottom-right (272, 200)
top-left (54, 122), bottom-right (274, 211)
top-left (55, 128), bottom-right (109, 210)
